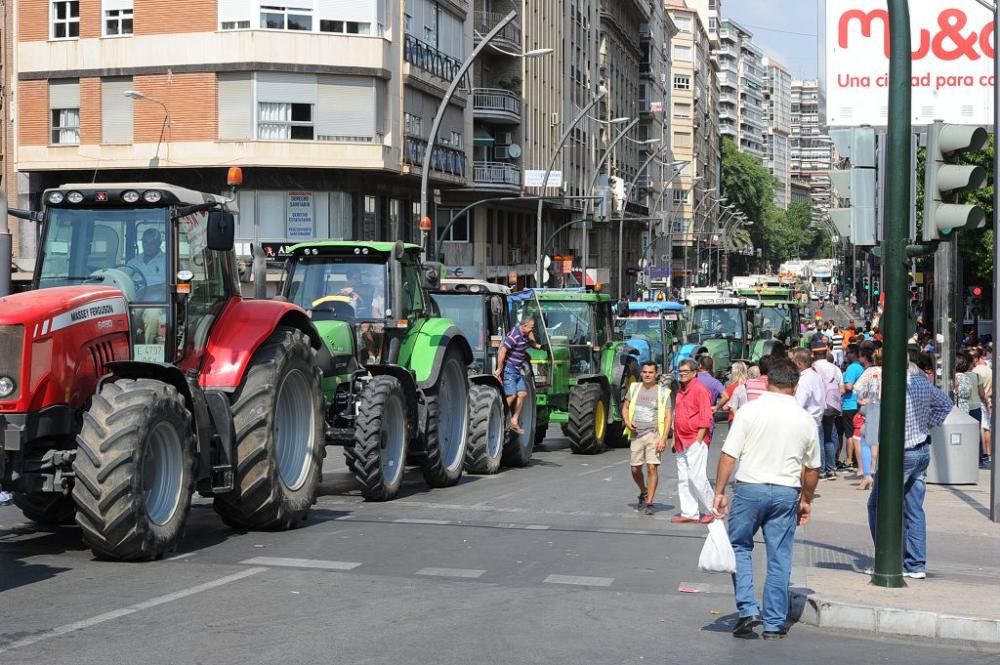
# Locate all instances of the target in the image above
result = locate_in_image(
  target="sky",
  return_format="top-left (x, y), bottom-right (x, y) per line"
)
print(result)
top-left (722, 0), bottom-right (821, 81)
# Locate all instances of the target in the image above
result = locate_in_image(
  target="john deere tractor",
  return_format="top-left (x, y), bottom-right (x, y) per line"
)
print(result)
top-left (429, 279), bottom-right (536, 472)
top-left (683, 297), bottom-right (759, 379)
top-left (736, 287), bottom-right (801, 361)
top-left (510, 289), bottom-right (639, 454)
top-left (280, 241), bottom-right (473, 501)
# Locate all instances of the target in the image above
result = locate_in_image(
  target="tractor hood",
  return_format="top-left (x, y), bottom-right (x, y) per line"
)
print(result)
top-left (0, 286), bottom-right (131, 414)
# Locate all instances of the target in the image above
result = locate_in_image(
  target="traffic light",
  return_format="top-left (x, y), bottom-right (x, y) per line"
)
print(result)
top-left (863, 276), bottom-right (871, 291)
top-left (872, 280), bottom-right (880, 296)
top-left (921, 121), bottom-right (988, 241)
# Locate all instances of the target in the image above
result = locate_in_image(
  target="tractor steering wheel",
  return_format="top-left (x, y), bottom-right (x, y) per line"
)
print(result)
top-left (86, 265), bottom-right (146, 302)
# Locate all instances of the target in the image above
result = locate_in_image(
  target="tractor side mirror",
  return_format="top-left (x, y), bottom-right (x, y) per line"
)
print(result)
top-left (206, 210), bottom-right (235, 251)
top-left (421, 262), bottom-right (442, 291)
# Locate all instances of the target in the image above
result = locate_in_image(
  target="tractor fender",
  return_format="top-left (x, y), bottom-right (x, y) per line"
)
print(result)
top-left (401, 321), bottom-right (474, 390)
top-left (469, 373), bottom-right (503, 394)
top-left (366, 364), bottom-right (420, 431)
top-left (574, 374), bottom-right (611, 404)
top-left (199, 298), bottom-right (322, 390)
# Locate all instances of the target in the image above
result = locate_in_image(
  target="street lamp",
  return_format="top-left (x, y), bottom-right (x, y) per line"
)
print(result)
top-left (684, 187), bottom-right (717, 288)
top-left (419, 10), bottom-right (551, 258)
top-left (534, 88), bottom-right (608, 286)
top-left (124, 89), bottom-right (171, 164)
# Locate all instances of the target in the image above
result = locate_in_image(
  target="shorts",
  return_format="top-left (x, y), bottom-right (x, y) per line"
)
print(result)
top-left (502, 366), bottom-right (527, 395)
top-left (630, 432), bottom-right (663, 466)
top-left (842, 409), bottom-right (858, 436)
top-left (983, 407), bottom-right (992, 431)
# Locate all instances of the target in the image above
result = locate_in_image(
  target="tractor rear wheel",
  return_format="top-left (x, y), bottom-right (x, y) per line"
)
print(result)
top-left (14, 493), bottom-right (77, 526)
top-left (214, 328), bottom-right (324, 530)
top-left (465, 384), bottom-right (504, 475)
top-left (503, 377), bottom-right (536, 467)
top-left (566, 383), bottom-right (607, 455)
top-left (73, 379), bottom-right (195, 560)
top-left (345, 375), bottom-right (409, 501)
top-left (420, 347), bottom-right (469, 488)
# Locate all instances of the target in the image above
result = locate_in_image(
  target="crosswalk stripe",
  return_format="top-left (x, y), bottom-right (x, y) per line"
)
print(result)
top-left (240, 556), bottom-right (362, 571)
top-left (544, 574), bottom-right (614, 587)
top-left (416, 567), bottom-right (486, 579)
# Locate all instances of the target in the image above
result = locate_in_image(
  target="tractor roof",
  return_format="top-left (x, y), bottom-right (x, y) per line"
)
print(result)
top-left (522, 288), bottom-right (612, 303)
top-left (287, 241), bottom-right (422, 255)
top-left (50, 182), bottom-right (229, 208)
top-left (439, 279), bottom-right (511, 295)
top-left (693, 298), bottom-right (760, 309)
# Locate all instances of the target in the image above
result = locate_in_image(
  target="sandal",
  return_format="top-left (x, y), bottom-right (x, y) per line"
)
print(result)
top-left (510, 423), bottom-right (525, 434)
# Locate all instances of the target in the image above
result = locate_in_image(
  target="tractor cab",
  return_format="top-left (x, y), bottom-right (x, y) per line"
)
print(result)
top-left (33, 182), bottom-right (238, 365)
top-left (618, 300), bottom-right (686, 372)
top-left (685, 298), bottom-right (758, 378)
top-left (429, 279), bottom-right (511, 376)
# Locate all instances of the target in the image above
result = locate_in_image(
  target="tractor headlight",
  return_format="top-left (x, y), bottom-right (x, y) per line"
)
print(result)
top-left (0, 376), bottom-right (14, 398)
top-left (532, 364), bottom-right (548, 386)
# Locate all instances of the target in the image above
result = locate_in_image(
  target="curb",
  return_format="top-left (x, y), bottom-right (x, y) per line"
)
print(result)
top-left (789, 588), bottom-right (1000, 645)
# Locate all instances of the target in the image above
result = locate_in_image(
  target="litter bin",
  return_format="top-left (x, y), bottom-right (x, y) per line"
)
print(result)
top-left (927, 408), bottom-right (981, 485)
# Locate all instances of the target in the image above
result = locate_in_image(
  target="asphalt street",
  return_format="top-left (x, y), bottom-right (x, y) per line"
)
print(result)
top-left (2, 418), bottom-right (998, 665)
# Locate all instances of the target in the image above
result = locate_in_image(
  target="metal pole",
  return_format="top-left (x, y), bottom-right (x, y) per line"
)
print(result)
top-left (992, 1), bottom-right (1000, 523)
top-left (872, 0), bottom-right (910, 589)
top-left (0, 192), bottom-right (11, 297)
top-left (420, 10), bottom-right (517, 259)
top-left (536, 92), bottom-right (606, 286)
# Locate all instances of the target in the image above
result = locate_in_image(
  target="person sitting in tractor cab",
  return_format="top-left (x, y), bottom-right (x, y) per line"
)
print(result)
top-left (338, 266), bottom-right (385, 319)
top-left (127, 227), bottom-right (167, 344)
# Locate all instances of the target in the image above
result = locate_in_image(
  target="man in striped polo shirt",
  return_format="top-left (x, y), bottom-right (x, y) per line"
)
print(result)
top-left (494, 316), bottom-right (543, 434)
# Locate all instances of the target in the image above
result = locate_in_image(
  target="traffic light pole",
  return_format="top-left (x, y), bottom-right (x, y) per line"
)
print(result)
top-left (934, 241), bottom-right (957, 396)
top-left (872, 0), bottom-right (910, 589)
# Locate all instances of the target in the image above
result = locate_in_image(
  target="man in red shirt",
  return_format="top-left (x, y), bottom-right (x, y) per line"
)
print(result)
top-left (672, 358), bottom-right (716, 523)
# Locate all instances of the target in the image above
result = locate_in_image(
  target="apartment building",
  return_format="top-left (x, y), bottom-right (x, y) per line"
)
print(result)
top-left (664, 1), bottom-right (719, 289)
top-left (790, 79), bottom-right (832, 208)
top-left (715, 19), bottom-right (764, 161)
top-left (762, 56), bottom-right (791, 209)
top-left (684, 0), bottom-right (721, 38)
top-left (12, 0), bottom-right (475, 272)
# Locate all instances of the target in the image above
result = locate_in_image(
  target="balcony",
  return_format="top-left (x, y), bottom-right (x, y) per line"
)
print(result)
top-left (404, 33), bottom-right (464, 83)
top-left (474, 11), bottom-right (521, 52)
top-left (473, 88), bottom-right (522, 124)
top-left (403, 136), bottom-right (467, 179)
top-left (473, 161), bottom-right (522, 191)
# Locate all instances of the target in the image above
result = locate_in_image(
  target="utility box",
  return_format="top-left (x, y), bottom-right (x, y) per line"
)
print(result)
top-left (927, 408), bottom-right (981, 485)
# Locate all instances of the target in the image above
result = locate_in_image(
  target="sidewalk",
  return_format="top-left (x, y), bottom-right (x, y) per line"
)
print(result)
top-left (789, 467), bottom-right (1000, 644)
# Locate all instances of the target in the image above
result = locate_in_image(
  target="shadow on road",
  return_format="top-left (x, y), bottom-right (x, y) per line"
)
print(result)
top-left (0, 526), bottom-right (78, 592)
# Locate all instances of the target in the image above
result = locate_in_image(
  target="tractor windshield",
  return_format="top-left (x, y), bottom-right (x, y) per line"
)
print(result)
top-left (429, 294), bottom-right (486, 354)
top-left (285, 256), bottom-right (388, 321)
top-left (692, 306), bottom-right (744, 339)
top-left (758, 305), bottom-right (792, 339)
top-left (622, 317), bottom-right (664, 367)
top-left (37, 207), bottom-right (170, 304)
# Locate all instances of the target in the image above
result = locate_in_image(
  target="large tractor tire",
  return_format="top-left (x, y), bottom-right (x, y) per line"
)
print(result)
top-left (14, 493), bottom-right (77, 526)
top-left (533, 407), bottom-right (550, 445)
top-left (73, 379), bottom-right (195, 561)
top-left (214, 328), bottom-right (324, 530)
top-left (503, 377), bottom-right (536, 467)
top-left (344, 375), bottom-right (409, 501)
top-left (465, 384), bottom-right (504, 475)
top-left (566, 383), bottom-right (607, 455)
top-left (605, 422), bottom-right (630, 449)
top-left (420, 347), bottom-right (470, 488)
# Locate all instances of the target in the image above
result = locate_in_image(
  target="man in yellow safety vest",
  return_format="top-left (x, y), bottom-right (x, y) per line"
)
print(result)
top-left (623, 361), bottom-right (673, 515)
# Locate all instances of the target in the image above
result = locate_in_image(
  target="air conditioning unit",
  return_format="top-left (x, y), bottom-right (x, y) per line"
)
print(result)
top-left (494, 145), bottom-right (511, 160)
top-left (498, 132), bottom-right (513, 145)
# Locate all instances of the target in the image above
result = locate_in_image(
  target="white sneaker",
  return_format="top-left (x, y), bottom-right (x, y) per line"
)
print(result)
top-left (903, 571), bottom-right (926, 579)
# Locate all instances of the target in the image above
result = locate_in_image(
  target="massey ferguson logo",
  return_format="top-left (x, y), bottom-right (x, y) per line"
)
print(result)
top-left (838, 8), bottom-right (995, 61)
top-left (69, 304), bottom-right (116, 322)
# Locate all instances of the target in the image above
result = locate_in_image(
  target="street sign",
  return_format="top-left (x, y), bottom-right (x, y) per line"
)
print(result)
top-left (524, 170), bottom-right (563, 189)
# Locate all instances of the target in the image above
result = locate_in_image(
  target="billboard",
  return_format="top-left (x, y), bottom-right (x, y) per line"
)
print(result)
top-left (826, 1), bottom-right (994, 126)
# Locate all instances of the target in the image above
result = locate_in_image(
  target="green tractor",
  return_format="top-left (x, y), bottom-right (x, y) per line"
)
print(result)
top-left (280, 241), bottom-right (473, 501)
top-left (511, 289), bottom-right (640, 454)
top-left (684, 297), bottom-right (759, 379)
top-left (428, 279), bottom-right (536, 473)
top-left (736, 288), bottom-right (802, 361)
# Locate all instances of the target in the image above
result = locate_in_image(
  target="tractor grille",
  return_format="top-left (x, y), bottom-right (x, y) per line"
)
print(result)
top-left (0, 325), bottom-right (24, 400)
top-left (88, 341), bottom-right (116, 379)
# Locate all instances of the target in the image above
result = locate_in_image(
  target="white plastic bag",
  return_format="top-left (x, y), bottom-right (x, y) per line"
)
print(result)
top-left (698, 520), bottom-right (736, 573)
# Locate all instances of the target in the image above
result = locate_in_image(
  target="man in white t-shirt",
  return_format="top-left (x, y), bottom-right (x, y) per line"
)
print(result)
top-left (127, 227), bottom-right (166, 291)
top-left (713, 358), bottom-right (821, 640)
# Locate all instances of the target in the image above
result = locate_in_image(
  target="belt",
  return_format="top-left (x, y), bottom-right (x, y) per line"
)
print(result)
top-left (906, 436), bottom-right (932, 451)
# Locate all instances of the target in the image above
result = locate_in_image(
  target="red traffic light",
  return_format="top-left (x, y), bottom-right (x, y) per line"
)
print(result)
top-left (972, 286), bottom-right (984, 297)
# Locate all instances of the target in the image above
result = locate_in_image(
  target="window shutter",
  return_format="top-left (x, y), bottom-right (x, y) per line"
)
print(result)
top-left (217, 73), bottom-right (253, 140)
top-left (101, 78), bottom-right (133, 144)
top-left (218, 0), bottom-right (254, 27)
top-left (102, 0), bottom-right (133, 11)
top-left (49, 80), bottom-right (80, 110)
top-left (316, 0), bottom-right (375, 23)
top-left (256, 72), bottom-right (317, 104)
top-left (315, 76), bottom-right (375, 140)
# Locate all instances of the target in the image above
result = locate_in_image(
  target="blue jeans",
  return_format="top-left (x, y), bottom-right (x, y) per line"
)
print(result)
top-left (821, 414), bottom-right (838, 474)
top-left (867, 443), bottom-right (930, 573)
top-left (728, 482), bottom-right (800, 632)
top-left (502, 365), bottom-right (527, 395)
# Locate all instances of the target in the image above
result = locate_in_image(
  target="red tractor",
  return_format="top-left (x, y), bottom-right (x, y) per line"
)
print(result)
top-left (0, 170), bottom-right (326, 560)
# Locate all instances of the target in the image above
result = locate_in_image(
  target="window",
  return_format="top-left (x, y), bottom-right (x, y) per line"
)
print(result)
top-left (221, 20), bottom-right (251, 29)
top-left (673, 74), bottom-right (691, 90)
top-left (673, 15), bottom-right (692, 32)
top-left (49, 80), bottom-right (80, 145)
top-left (404, 113), bottom-right (422, 137)
top-left (438, 209), bottom-right (469, 243)
top-left (258, 102), bottom-right (314, 140)
top-left (709, 17), bottom-right (718, 32)
top-left (52, 1), bottom-right (79, 39)
top-left (260, 5), bottom-right (313, 31)
top-left (102, 77), bottom-right (133, 144)
top-left (673, 45), bottom-right (692, 62)
top-left (401, 258), bottom-right (425, 318)
top-left (103, 1), bottom-right (133, 36)
top-left (673, 131), bottom-right (692, 148)
top-left (320, 19), bottom-right (372, 34)
top-left (673, 102), bottom-right (691, 118)
top-left (672, 189), bottom-right (688, 205)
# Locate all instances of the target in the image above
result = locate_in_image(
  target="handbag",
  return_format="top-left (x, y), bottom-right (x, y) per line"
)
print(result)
top-left (698, 520), bottom-right (737, 573)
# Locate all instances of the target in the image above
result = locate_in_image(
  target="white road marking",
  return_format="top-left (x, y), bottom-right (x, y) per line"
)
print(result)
top-left (575, 458), bottom-right (629, 477)
top-left (166, 552), bottom-right (198, 561)
top-left (416, 567), bottom-right (486, 579)
top-left (0, 567), bottom-right (266, 655)
top-left (393, 518), bottom-right (451, 525)
top-left (544, 574), bottom-right (614, 587)
top-left (240, 556), bottom-right (362, 571)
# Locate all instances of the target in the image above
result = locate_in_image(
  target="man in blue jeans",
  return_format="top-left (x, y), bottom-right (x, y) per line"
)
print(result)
top-left (713, 358), bottom-right (821, 639)
top-left (866, 352), bottom-right (952, 580)
top-left (494, 316), bottom-right (543, 434)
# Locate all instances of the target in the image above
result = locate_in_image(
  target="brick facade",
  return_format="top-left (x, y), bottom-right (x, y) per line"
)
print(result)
top-left (18, 0), bottom-right (49, 42)
top-left (18, 80), bottom-right (49, 145)
top-left (134, 0), bottom-right (215, 36)
top-left (132, 73), bottom-right (217, 143)
top-left (79, 77), bottom-right (101, 144)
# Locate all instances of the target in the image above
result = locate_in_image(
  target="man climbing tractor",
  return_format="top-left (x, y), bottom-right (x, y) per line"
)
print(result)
top-left (495, 315), bottom-right (544, 435)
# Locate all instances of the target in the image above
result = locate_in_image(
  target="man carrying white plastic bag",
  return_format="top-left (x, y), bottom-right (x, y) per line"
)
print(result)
top-left (710, 358), bottom-right (821, 640)
top-left (698, 520), bottom-right (736, 573)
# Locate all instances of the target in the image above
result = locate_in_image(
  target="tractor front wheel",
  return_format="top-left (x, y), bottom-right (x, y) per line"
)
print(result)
top-left (420, 347), bottom-right (469, 488)
top-left (503, 375), bottom-right (536, 467)
top-left (465, 384), bottom-right (504, 475)
top-left (345, 375), bottom-right (409, 501)
top-left (73, 379), bottom-right (195, 560)
top-left (14, 493), bottom-right (77, 526)
top-left (566, 383), bottom-right (607, 455)
top-left (214, 328), bottom-right (324, 530)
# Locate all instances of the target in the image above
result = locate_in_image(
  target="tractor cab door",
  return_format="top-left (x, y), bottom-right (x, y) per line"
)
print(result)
top-left (485, 294), bottom-right (507, 374)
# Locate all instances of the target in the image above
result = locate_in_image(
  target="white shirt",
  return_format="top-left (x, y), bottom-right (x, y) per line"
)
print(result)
top-left (126, 252), bottom-right (166, 286)
top-left (795, 367), bottom-right (825, 425)
top-left (722, 392), bottom-right (821, 488)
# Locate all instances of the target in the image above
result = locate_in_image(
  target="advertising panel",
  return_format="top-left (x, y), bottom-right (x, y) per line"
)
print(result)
top-left (826, 1), bottom-right (994, 126)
